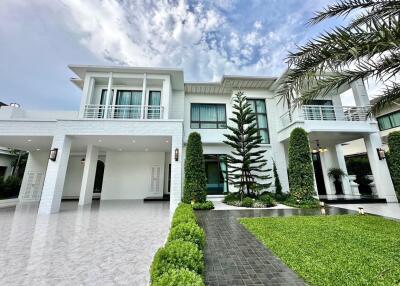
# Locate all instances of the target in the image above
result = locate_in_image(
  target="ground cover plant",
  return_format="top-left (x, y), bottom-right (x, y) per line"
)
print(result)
top-left (222, 192), bottom-right (276, 208)
top-left (240, 215), bottom-right (400, 286)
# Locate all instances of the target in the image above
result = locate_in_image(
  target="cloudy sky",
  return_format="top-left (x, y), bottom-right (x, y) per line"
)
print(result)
top-left (1, 0), bottom-right (344, 110)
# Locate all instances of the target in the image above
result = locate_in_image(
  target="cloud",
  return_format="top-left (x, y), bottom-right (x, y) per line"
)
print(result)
top-left (42, 0), bottom-right (332, 81)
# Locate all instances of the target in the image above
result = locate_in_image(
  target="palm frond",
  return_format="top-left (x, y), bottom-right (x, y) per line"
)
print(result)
top-left (370, 83), bottom-right (400, 114)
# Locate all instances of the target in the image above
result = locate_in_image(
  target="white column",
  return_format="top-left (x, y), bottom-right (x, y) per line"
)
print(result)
top-left (161, 76), bottom-right (171, 119)
top-left (104, 72), bottom-right (113, 118)
top-left (351, 80), bottom-right (370, 107)
top-left (141, 73), bottom-right (147, 119)
top-left (335, 144), bottom-right (352, 196)
top-left (79, 145), bottom-right (99, 206)
top-left (364, 133), bottom-right (398, 202)
top-left (38, 134), bottom-right (71, 214)
top-left (79, 76), bottom-right (94, 118)
top-left (170, 134), bottom-right (183, 214)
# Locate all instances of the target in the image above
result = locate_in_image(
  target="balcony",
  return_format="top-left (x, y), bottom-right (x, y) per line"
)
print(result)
top-left (280, 105), bottom-right (371, 129)
top-left (83, 105), bottom-right (164, 120)
top-left (278, 105), bottom-right (377, 143)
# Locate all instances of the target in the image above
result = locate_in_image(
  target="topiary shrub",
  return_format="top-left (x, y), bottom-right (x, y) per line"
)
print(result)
top-left (171, 203), bottom-right (197, 228)
top-left (287, 128), bottom-right (315, 200)
top-left (168, 222), bottom-right (205, 250)
top-left (192, 201), bottom-right (214, 210)
top-left (183, 132), bottom-right (207, 203)
top-left (241, 197), bottom-right (254, 208)
top-left (388, 131), bottom-right (400, 198)
top-left (152, 269), bottom-right (204, 286)
top-left (259, 193), bottom-right (275, 207)
top-left (150, 241), bottom-right (204, 283)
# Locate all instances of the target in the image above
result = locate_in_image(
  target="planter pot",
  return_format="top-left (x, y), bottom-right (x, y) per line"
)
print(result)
top-left (334, 180), bottom-right (344, 195)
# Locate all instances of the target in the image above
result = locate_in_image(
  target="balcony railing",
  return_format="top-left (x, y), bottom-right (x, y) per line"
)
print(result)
top-left (83, 105), bottom-right (164, 120)
top-left (280, 105), bottom-right (371, 129)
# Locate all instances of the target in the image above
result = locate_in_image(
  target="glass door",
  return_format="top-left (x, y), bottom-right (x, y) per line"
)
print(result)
top-left (148, 91), bottom-right (161, 119)
top-left (115, 90), bottom-right (142, 118)
top-left (204, 155), bottom-right (228, 195)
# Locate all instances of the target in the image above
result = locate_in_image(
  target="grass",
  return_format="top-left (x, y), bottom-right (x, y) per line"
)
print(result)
top-left (240, 215), bottom-right (400, 286)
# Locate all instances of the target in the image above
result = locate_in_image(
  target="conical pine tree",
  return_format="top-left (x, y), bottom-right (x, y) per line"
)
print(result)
top-left (223, 91), bottom-right (271, 198)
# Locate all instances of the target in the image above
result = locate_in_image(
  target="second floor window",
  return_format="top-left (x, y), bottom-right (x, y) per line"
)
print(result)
top-left (191, 104), bottom-right (227, 129)
top-left (377, 110), bottom-right (400, 131)
top-left (248, 99), bottom-right (270, 144)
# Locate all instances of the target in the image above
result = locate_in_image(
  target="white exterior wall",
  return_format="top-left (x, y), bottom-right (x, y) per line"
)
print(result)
top-left (62, 156), bottom-right (84, 199)
top-left (101, 151), bottom-right (165, 200)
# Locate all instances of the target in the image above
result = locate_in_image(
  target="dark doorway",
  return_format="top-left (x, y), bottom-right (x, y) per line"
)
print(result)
top-left (93, 160), bottom-right (105, 194)
top-left (204, 155), bottom-right (228, 195)
top-left (312, 152), bottom-right (327, 195)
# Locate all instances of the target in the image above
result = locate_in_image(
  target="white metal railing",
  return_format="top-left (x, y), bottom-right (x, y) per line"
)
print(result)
top-left (83, 105), bottom-right (164, 120)
top-left (280, 105), bottom-right (371, 128)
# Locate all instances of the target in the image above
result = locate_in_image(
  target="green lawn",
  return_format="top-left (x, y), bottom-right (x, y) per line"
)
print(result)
top-left (240, 215), bottom-right (400, 286)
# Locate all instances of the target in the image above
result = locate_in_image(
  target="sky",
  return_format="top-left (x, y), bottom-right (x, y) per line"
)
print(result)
top-left (0, 0), bottom-right (348, 110)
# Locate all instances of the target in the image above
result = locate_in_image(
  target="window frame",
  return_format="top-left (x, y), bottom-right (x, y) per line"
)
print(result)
top-left (247, 98), bottom-right (270, 144)
top-left (377, 110), bottom-right (400, 131)
top-left (190, 103), bottom-right (227, 129)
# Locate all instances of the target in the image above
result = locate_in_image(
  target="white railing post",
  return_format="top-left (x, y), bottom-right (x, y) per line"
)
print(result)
top-left (105, 72), bottom-right (113, 119)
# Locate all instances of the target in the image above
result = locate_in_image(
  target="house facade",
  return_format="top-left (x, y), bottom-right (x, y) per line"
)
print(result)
top-left (0, 65), bottom-right (397, 214)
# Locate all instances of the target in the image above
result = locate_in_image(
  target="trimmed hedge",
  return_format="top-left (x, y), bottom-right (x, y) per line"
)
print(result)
top-left (388, 131), bottom-right (400, 198)
top-left (171, 203), bottom-right (196, 227)
top-left (150, 203), bottom-right (206, 285)
top-left (287, 128), bottom-right (315, 200)
top-left (152, 269), bottom-right (204, 286)
top-left (150, 240), bottom-right (203, 282)
top-left (183, 132), bottom-right (207, 203)
top-left (192, 201), bottom-right (214, 210)
top-left (168, 222), bottom-right (205, 250)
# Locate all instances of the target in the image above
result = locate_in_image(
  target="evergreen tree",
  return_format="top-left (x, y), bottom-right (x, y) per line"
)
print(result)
top-left (223, 91), bottom-right (271, 198)
top-left (183, 132), bottom-right (207, 203)
top-left (287, 127), bottom-right (315, 200)
top-left (273, 161), bottom-right (282, 195)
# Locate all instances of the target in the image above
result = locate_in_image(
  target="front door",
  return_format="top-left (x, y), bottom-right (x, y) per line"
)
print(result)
top-left (312, 152), bottom-right (327, 195)
top-left (204, 155), bottom-right (227, 195)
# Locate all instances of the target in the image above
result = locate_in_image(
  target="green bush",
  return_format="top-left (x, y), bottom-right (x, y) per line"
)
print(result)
top-left (273, 161), bottom-right (282, 195)
top-left (152, 269), bottom-right (204, 286)
top-left (388, 131), bottom-right (400, 198)
top-left (283, 195), bottom-right (320, 209)
top-left (168, 222), bottom-right (205, 250)
top-left (241, 197), bottom-right (254, 207)
top-left (171, 203), bottom-right (196, 228)
top-left (150, 241), bottom-right (204, 283)
top-left (183, 132), bottom-right (207, 203)
top-left (192, 201), bottom-right (214, 210)
top-left (259, 193), bottom-right (275, 207)
top-left (223, 192), bottom-right (240, 203)
top-left (287, 128), bottom-right (315, 200)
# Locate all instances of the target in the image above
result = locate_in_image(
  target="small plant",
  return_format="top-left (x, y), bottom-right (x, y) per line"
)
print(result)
top-left (223, 192), bottom-right (240, 203)
top-left (152, 269), bottom-right (204, 286)
top-left (150, 241), bottom-right (204, 283)
top-left (192, 201), bottom-right (214, 210)
top-left (168, 222), bottom-right (206, 250)
top-left (259, 193), bottom-right (275, 207)
top-left (241, 197), bottom-right (254, 208)
top-left (328, 167), bottom-right (346, 195)
top-left (283, 195), bottom-right (320, 209)
top-left (171, 203), bottom-right (196, 227)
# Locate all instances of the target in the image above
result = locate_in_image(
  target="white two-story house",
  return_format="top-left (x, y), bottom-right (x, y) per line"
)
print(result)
top-left (0, 65), bottom-right (397, 214)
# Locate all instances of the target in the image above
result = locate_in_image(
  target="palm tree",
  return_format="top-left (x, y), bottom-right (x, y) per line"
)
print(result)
top-left (277, 0), bottom-right (400, 114)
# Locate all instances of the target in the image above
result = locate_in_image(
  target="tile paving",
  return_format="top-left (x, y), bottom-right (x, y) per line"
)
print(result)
top-left (196, 207), bottom-right (356, 286)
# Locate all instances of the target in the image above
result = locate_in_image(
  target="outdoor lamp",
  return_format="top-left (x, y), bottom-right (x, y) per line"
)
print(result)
top-left (358, 207), bottom-right (365, 215)
top-left (174, 148), bottom-right (179, 161)
top-left (320, 201), bottom-right (325, 208)
top-left (80, 158), bottom-right (85, 165)
top-left (376, 148), bottom-right (386, 160)
top-left (49, 148), bottom-right (58, 161)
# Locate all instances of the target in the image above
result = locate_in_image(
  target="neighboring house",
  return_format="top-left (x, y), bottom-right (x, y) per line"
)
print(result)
top-left (0, 65), bottom-right (396, 215)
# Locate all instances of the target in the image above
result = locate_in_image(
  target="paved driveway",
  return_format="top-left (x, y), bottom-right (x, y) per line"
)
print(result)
top-left (0, 200), bottom-right (170, 285)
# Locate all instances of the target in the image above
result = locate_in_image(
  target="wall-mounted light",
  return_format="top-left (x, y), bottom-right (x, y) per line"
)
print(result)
top-left (49, 148), bottom-right (58, 161)
top-left (319, 201), bottom-right (325, 208)
top-left (80, 158), bottom-right (85, 165)
top-left (358, 207), bottom-right (365, 215)
top-left (174, 148), bottom-right (179, 162)
top-left (377, 148), bottom-right (386, 160)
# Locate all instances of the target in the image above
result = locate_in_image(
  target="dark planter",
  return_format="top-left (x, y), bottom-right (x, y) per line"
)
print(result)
top-left (333, 180), bottom-right (343, 195)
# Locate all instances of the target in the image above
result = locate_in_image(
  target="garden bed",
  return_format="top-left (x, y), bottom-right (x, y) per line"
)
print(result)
top-left (240, 215), bottom-right (400, 286)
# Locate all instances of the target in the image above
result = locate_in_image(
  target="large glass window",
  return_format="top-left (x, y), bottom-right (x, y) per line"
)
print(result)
top-left (377, 110), bottom-right (400, 131)
top-left (191, 104), bottom-right (227, 129)
top-left (248, 99), bottom-right (270, 144)
top-left (204, 155), bottom-right (228, 195)
top-left (115, 90), bottom-right (142, 119)
top-left (148, 91), bottom-right (161, 119)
